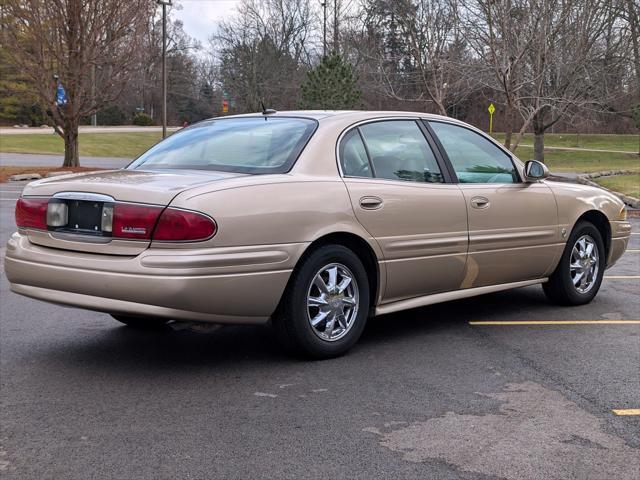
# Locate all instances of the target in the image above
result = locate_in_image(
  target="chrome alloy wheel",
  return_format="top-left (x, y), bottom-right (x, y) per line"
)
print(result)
top-left (306, 263), bottom-right (359, 342)
top-left (570, 234), bottom-right (599, 294)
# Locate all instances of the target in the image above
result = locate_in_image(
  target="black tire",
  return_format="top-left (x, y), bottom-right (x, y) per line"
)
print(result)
top-left (273, 244), bottom-right (370, 359)
top-left (543, 221), bottom-right (605, 305)
top-left (110, 314), bottom-right (170, 329)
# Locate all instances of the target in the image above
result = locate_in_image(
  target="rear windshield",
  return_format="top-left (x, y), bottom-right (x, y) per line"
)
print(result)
top-left (127, 117), bottom-right (317, 174)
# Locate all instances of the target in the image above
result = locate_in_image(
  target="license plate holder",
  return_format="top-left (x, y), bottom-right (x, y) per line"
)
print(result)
top-left (48, 199), bottom-right (112, 236)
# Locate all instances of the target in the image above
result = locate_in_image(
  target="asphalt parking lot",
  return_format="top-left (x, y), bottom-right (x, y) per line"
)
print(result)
top-left (0, 181), bottom-right (638, 480)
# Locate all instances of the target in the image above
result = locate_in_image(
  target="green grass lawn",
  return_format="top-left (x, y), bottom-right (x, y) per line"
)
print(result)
top-left (512, 148), bottom-right (639, 173)
top-left (491, 133), bottom-right (639, 152)
top-left (1, 131), bottom-right (638, 174)
top-left (594, 174), bottom-right (640, 198)
top-left (0, 132), bottom-right (163, 158)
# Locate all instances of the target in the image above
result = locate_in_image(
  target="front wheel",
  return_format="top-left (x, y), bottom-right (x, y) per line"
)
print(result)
top-left (543, 221), bottom-right (605, 305)
top-left (273, 245), bottom-right (370, 359)
top-left (111, 314), bottom-right (170, 329)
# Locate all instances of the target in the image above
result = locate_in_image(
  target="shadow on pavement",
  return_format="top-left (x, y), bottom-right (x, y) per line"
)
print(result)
top-left (31, 286), bottom-right (551, 373)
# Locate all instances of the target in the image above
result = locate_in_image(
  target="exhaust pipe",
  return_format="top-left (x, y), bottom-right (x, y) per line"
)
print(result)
top-left (170, 321), bottom-right (223, 334)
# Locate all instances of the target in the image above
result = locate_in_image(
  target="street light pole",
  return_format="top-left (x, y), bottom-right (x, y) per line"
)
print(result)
top-left (91, 65), bottom-right (97, 127)
top-left (157, 0), bottom-right (172, 138)
top-left (320, 1), bottom-right (327, 57)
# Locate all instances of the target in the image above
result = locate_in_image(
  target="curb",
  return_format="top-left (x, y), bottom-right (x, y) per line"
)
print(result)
top-left (8, 173), bottom-right (42, 181)
top-left (576, 170), bottom-right (640, 209)
top-left (8, 171), bottom-right (74, 182)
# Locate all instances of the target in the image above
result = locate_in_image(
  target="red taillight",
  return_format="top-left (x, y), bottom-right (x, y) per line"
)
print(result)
top-left (15, 197), bottom-right (215, 243)
top-left (15, 198), bottom-right (48, 230)
top-left (152, 208), bottom-right (216, 242)
top-left (112, 203), bottom-right (163, 240)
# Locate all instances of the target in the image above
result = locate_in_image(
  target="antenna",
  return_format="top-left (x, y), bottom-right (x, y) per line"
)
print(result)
top-left (260, 102), bottom-right (277, 115)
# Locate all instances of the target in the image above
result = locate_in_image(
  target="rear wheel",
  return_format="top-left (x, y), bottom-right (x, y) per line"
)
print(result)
top-left (111, 314), bottom-right (170, 329)
top-left (274, 245), bottom-right (370, 359)
top-left (543, 221), bottom-right (605, 305)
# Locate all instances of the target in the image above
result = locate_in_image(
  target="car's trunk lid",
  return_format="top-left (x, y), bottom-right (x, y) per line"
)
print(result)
top-left (21, 169), bottom-right (245, 255)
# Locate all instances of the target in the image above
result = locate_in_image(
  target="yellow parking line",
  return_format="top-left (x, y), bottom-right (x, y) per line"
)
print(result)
top-left (469, 320), bottom-right (640, 325)
top-left (626, 249), bottom-right (640, 252)
top-left (612, 409), bottom-right (640, 416)
top-left (605, 276), bottom-right (640, 279)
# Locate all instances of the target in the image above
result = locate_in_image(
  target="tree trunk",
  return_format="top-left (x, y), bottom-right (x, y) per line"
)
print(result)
top-left (533, 131), bottom-right (545, 163)
top-left (504, 103), bottom-right (515, 150)
top-left (532, 109), bottom-right (547, 163)
top-left (63, 123), bottom-right (79, 167)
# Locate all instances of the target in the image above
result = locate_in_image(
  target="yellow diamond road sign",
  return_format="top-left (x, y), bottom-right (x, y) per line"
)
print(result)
top-left (488, 103), bottom-right (495, 114)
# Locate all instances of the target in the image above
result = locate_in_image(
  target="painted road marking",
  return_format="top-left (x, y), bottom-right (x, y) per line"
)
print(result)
top-left (625, 249), bottom-right (640, 252)
top-left (469, 320), bottom-right (640, 325)
top-left (612, 409), bottom-right (640, 416)
top-left (605, 276), bottom-right (640, 279)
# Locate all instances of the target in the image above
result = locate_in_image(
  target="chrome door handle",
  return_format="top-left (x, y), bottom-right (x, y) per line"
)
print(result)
top-left (470, 196), bottom-right (490, 209)
top-left (359, 196), bottom-right (383, 210)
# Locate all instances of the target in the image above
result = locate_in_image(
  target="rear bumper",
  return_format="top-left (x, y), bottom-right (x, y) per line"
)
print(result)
top-left (5, 233), bottom-right (307, 324)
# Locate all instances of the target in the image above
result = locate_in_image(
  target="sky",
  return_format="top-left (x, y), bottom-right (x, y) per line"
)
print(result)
top-left (172, 0), bottom-right (242, 47)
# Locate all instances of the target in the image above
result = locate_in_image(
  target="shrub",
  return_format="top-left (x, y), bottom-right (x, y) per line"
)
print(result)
top-left (97, 105), bottom-right (126, 125)
top-left (132, 112), bottom-right (154, 126)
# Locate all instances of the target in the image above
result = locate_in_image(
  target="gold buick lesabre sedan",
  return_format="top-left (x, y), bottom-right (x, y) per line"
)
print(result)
top-left (5, 111), bottom-right (632, 357)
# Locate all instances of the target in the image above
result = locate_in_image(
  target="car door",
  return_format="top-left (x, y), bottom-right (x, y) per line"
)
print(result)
top-left (427, 120), bottom-right (560, 288)
top-left (339, 119), bottom-right (468, 303)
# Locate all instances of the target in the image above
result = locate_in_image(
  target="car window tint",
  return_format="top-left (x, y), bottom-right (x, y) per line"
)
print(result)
top-left (429, 121), bottom-right (518, 183)
top-left (127, 117), bottom-right (317, 174)
top-left (340, 129), bottom-right (372, 177)
top-left (358, 121), bottom-right (443, 183)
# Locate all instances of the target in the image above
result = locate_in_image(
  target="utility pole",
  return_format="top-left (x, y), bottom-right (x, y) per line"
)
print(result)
top-left (157, 0), bottom-right (172, 138)
top-left (333, 0), bottom-right (339, 54)
top-left (91, 65), bottom-right (97, 126)
top-left (321, 1), bottom-right (327, 57)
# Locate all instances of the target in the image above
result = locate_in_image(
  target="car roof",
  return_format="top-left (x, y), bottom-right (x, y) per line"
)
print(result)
top-left (210, 110), bottom-right (458, 123)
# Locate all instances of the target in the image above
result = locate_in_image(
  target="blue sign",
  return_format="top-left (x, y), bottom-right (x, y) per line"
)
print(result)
top-left (56, 82), bottom-right (67, 106)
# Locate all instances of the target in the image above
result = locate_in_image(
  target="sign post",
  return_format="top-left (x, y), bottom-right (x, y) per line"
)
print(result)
top-left (488, 103), bottom-right (495, 134)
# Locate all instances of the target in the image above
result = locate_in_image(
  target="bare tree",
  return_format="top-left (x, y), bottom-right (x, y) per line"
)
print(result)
top-left (354, 1), bottom-right (474, 116)
top-left (2, 0), bottom-right (152, 167)
top-left (461, 0), bottom-right (546, 149)
top-left (462, 0), bottom-right (626, 160)
top-left (621, 0), bottom-right (639, 100)
top-left (212, 0), bottom-right (315, 112)
top-left (515, 0), bottom-right (625, 161)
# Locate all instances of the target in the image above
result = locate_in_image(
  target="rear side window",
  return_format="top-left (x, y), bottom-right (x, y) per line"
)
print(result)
top-left (128, 117), bottom-right (317, 174)
top-left (429, 121), bottom-right (518, 183)
top-left (340, 130), bottom-right (372, 177)
top-left (348, 120), bottom-right (443, 183)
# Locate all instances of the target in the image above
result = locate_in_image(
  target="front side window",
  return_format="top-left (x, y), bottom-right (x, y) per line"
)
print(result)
top-left (128, 117), bottom-right (317, 174)
top-left (429, 121), bottom-right (518, 184)
top-left (357, 121), bottom-right (443, 183)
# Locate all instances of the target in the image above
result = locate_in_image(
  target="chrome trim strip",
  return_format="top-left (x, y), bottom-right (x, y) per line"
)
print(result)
top-left (375, 278), bottom-right (547, 316)
top-left (52, 191), bottom-right (115, 203)
top-left (50, 232), bottom-right (113, 244)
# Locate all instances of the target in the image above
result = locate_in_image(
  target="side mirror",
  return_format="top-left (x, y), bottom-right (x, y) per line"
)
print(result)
top-left (524, 160), bottom-right (549, 182)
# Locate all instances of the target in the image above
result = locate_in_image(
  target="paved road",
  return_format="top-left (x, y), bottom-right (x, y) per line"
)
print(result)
top-left (0, 182), bottom-right (638, 479)
top-left (0, 152), bottom-right (131, 169)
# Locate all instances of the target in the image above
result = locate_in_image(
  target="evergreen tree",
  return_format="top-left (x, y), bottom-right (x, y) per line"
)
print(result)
top-left (300, 54), bottom-right (361, 109)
